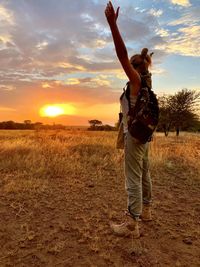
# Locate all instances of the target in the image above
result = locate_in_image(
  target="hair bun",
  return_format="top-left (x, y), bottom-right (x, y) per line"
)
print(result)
top-left (141, 48), bottom-right (148, 58)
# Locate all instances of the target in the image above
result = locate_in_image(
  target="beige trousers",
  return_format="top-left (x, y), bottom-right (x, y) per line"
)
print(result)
top-left (124, 131), bottom-right (152, 218)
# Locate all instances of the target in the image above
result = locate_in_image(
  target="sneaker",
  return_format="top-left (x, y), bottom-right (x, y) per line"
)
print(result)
top-left (141, 205), bottom-right (152, 221)
top-left (110, 212), bottom-right (140, 238)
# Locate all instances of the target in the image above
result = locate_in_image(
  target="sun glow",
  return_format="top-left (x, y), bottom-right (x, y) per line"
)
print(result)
top-left (39, 104), bottom-right (76, 117)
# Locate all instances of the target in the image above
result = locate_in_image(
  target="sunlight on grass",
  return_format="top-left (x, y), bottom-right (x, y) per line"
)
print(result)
top-left (0, 130), bottom-right (199, 193)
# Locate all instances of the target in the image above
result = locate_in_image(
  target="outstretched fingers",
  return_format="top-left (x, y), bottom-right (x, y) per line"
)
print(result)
top-left (108, 1), bottom-right (114, 12)
top-left (105, 2), bottom-right (113, 17)
top-left (105, 1), bottom-right (120, 22)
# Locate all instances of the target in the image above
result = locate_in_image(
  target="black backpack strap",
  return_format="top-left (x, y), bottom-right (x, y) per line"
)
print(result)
top-left (125, 82), bottom-right (131, 112)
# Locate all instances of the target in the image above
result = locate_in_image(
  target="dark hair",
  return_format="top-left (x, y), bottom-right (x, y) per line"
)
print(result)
top-left (130, 48), bottom-right (153, 74)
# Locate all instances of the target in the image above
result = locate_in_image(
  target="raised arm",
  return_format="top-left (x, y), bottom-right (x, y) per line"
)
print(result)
top-left (105, 1), bottom-right (141, 95)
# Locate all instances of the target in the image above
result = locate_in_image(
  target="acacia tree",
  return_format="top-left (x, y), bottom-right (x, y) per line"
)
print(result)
top-left (158, 89), bottom-right (200, 136)
top-left (24, 120), bottom-right (32, 129)
top-left (24, 120), bottom-right (31, 124)
top-left (88, 119), bottom-right (102, 130)
top-left (169, 89), bottom-right (200, 136)
top-left (158, 95), bottom-right (172, 136)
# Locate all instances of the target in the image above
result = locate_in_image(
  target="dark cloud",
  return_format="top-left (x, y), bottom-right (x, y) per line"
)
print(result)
top-left (0, 0), bottom-right (167, 124)
top-left (0, 0), bottom-right (167, 79)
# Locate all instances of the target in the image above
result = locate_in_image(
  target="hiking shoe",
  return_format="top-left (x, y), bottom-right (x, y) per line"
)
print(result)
top-left (110, 212), bottom-right (140, 238)
top-left (141, 205), bottom-right (152, 221)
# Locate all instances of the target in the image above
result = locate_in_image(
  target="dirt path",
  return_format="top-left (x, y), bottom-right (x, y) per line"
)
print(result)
top-left (0, 167), bottom-right (199, 267)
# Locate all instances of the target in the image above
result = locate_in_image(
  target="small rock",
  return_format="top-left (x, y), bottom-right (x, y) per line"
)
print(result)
top-left (78, 238), bottom-right (86, 244)
top-left (87, 183), bottom-right (94, 188)
top-left (183, 237), bottom-right (193, 245)
top-left (19, 242), bottom-right (26, 248)
top-left (59, 222), bottom-right (66, 231)
top-left (27, 231), bottom-right (36, 241)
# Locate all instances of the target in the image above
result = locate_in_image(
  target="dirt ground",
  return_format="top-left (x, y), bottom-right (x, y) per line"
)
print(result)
top-left (0, 131), bottom-right (199, 267)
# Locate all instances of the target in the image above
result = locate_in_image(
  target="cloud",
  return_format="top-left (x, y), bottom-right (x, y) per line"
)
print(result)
top-left (168, 7), bottom-right (200, 26)
top-left (155, 28), bottom-right (170, 37)
top-left (57, 62), bottom-right (86, 72)
top-left (0, 0), bottom-right (167, 84)
top-left (148, 8), bottom-right (163, 17)
top-left (151, 67), bottom-right (167, 75)
top-left (65, 78), bottom-right (80, 85)
top-left (160, 5), bottom-right (200, 57)
top-left (0, 84), bottom-right (15, 91)
top-left (156, 6), bottom-right (200, 58)
top-left (170, 0), bottom-right (191, 7)
top-left (36, 41), bottom-right (49, 50)
top-left (42, 82), bottom-right (52, 88)
top-left (0, 106), bottom-right (16, 112)
top-left (0, 4), bottom-right (15, 25)
top-left (168, 25), bottom-right (200, 56)
top-left (60, 74), bottom-right (112, 87)
top-left (0, 34), bottom-right (12, 44)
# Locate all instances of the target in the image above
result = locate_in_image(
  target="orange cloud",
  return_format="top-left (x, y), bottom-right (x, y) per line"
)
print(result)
top-left (0, 106), bottom-right (16, 112)
top-left (170, 0), bottom-right (191, 7)
top-left (42, 82), bottom-right (52, 88)
top-left (0, 5), bottom-right (15, 25)
top-left (64, 78), bottom-right (80, 85)
top-left (58, 62), bottom-right (86, 71)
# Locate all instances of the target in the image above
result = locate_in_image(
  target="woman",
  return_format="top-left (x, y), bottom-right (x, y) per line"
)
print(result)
top-left (105, 1), bottom-right (152, 238)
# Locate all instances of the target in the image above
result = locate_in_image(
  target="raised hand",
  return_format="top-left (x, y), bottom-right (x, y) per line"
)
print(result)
top-left (105, 1), bottom-right (120, 25)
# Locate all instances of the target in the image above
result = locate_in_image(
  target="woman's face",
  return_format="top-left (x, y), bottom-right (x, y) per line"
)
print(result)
top-left (130, 56), bottom-right (150, 74)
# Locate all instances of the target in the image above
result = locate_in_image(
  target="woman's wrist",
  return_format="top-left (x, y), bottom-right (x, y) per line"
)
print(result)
top-left (109, 21), bottom-right (118, 32)
top-left (108, 19), bottom-right (117, 28)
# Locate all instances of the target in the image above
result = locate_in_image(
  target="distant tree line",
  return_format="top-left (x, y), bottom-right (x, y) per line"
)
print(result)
top-left (1, 89), bottom-right (199, 135)
top-left (0, 120), bottom-right (66, 130)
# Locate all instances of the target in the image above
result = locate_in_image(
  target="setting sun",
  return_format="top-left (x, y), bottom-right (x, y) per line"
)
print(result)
top-left (39, 104), bottom-right (76, 118)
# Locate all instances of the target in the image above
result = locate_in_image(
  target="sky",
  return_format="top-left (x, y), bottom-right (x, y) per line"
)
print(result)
top-left (0, 0), bottom-right (199, 126)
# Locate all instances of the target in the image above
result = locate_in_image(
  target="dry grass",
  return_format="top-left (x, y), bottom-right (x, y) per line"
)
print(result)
top-left (0, 130), bottom-right (199, 193)
top-left (0, 130), bottom-right (199, 267)
top-left (0, 130), bottom-right (118, 193)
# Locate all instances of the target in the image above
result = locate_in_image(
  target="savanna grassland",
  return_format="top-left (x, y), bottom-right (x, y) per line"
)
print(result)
top-left (0, 130), bottom-right (199, 267)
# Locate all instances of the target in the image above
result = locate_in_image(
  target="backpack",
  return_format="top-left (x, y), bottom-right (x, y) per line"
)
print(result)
top-left (122, 73), bottom-right (159, 144)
